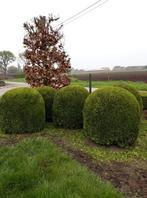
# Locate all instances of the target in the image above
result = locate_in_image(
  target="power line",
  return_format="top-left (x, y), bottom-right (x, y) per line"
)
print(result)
top-left (60, 0), bottom-right (103, 25)
top-left (58, 0), bottom-right (109, 27)
top-left (63, 0), bottom-right (109, 26)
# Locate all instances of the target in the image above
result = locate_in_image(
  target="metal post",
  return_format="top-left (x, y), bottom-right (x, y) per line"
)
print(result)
top-left (89, 73), bottom-right (92, 93)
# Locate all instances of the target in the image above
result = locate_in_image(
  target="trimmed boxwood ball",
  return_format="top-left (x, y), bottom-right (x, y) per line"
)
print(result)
top-left (139, 91), bottom-right (147, 110)
top-left (83, 87), bottom-right (140, 147)
top-left (114, 83), bottom-right (143, 113)
top-left (36, 86), bottom-right (56, 122)
top-left (53, 85), bottom-right (89, 129)
top-left (0, 87), bottom-right (45, 134)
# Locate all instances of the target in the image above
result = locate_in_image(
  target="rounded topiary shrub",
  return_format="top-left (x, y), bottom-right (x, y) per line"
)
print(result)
top-left (83, 87), bottom-right (140, 147)
top-left (36, 86), bottom-right (56, 122)
top-left (139, 91), bottom-right (147, 110)
top-left (0, 87), bottom-right (45, 134)
top-left (53, 85), bottom-right (89, 129)
top-left (114, 83), bottom-right (143, 113)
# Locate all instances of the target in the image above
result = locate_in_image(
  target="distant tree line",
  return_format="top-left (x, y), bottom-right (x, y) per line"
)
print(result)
top-left (1, 49), bottom-right (147, 80)
top-left (0, 51), bottom-right (25, 79)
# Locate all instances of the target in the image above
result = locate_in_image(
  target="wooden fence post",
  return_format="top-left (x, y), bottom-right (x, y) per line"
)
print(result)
top-left (89, 73), bottom-right (92, 93)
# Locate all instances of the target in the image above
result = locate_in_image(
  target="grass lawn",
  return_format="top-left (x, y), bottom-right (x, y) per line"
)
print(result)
top-left (5, 77), bottom-right (147, 91)
top-left (0, 120), bottom-right (147, 197)
top-left (0, 138), bottom-right (122, 198)
top-left (44, 120), bottom-right (147, 163)
top-left (5, 78), bottom-right (26, 83)
top-left (71, 78), bottom-right (147, 91)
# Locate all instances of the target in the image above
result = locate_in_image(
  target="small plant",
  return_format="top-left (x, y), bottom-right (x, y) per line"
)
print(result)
top-left (83, 87), bottom-right (140, 147)
top-left (36, 86), bottom-right (56, 122)
top-left (139, 91), bottom-right (147, 110)
top-left (0, 87), bottom-right (45, 133)
top-left (114, 83), bottom-right (143, 113)
top-left (53, 85), bottom-right (89, 129)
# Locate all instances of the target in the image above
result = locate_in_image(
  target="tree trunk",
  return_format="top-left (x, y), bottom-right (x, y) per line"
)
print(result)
top-left (4, 68), bottom-right (7, 79)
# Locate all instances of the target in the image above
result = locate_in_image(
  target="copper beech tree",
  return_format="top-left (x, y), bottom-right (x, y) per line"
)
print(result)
top-left (23, 15), bottom-right (71, 89)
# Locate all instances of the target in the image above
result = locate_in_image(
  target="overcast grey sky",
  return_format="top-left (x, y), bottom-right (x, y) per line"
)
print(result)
top-left (0, 0), bottom-right (147, 70)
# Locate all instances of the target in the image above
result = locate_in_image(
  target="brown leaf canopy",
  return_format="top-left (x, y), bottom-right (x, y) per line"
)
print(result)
top-left (23, 15), bottom-right (71, 89)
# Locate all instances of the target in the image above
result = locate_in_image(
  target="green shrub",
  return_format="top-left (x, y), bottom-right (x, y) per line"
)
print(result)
top-left (0, 87), bottom-right (45, 133)
top-left (53, 85), bottom-right (89, 129)
top-left (139, 91), bottom-right (147, 110)
top-left (114, 83), bottom-right (143, 113)
top-left (36, 86), bottom-right (56, 122)
top-left (0, 80), bottom-right (5, 86)
top-left (83, 87), bottom-right (140, 147)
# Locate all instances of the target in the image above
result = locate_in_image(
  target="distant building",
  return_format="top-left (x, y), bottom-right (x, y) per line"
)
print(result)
top-left (113, 65), bottom-right (147, 71)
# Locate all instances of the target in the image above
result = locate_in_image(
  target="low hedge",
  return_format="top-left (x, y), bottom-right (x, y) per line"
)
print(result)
top-left (36, 86), bottom-right (56, 122)
top-left (114, 83), bottom-right (143, 113)
top-left (0, 87), bottom-right (45, 133)
top-left (53, 85), bottom-right (89, 129)
top-left (83, 87), bottom-right (140, 147)
top-left (139, 91), bottom-right (147, 110)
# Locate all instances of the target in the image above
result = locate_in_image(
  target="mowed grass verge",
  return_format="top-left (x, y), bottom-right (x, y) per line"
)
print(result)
top-left (0, 138), bottom-right (122, 198)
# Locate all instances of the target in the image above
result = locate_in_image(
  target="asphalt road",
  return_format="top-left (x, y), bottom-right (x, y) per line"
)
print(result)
top-left (0, 82), bottom-right (96, 96)
top-left (0, 82), bottom-right (29, 96)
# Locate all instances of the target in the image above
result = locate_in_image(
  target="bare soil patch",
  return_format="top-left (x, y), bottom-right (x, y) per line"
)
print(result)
top-left (0, 134), bottom-right (33, 146)
top-left (85, 138), bottom-right (126, 152)
top-left (143, 110), bottom-right (147, 120)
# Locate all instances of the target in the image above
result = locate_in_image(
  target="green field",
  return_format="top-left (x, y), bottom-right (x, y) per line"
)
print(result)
top-left (71, 78), bottom-right (147, 91)
top-left (6, 77), bottom-right (147, 91)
